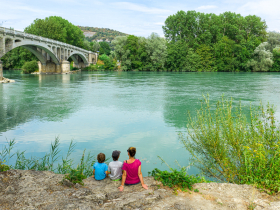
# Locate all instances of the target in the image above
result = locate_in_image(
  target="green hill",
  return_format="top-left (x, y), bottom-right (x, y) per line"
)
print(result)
top-left (78, 26), bottom-right (128, 42)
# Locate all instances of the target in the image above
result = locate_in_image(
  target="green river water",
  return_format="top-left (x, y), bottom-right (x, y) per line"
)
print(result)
top-left (1, 70), bottom-right (280, 176)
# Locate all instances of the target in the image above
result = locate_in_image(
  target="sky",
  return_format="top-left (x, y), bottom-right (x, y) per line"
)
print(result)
top-left (0, 0), bottom-right (280, 37)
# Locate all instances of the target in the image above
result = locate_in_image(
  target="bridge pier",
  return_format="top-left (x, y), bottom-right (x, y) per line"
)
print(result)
top-left (38, 60), bottom-right (71, 74)
top-left (0, 61), bottom-right (3, 80)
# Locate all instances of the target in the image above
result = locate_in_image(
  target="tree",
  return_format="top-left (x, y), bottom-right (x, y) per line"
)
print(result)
top-left (271, 47), bottom-right (280, 71)
top-left (266, 32), bottom-right (280, 52)
top-left (112, 36), bottom-right (130, 71)
top-left (99, 42), bottom-right (111, 55)
top-left (165, 40), bottom-right (189, 71)
top-left (24, 16), bottom-right (85, 49)
top-left (145, 33), bottom-right (167, 71)
top-left (247, 42), bottom-right (273, 71)
top-left (92, 41), bottom-right (100, 52)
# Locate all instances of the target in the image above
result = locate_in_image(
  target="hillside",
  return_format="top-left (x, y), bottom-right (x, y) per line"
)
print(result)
top-left (79, 26), bottom-right (128, 42)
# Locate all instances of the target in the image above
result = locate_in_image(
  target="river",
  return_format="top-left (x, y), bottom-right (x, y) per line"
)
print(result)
top-left (1, 70), bottom-right (280, 176)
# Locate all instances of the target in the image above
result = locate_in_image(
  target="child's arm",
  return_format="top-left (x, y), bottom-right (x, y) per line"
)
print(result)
top-left (106, 171), bottom-right (110, 177)
top-left (92, 169), bottom-right (95, 177)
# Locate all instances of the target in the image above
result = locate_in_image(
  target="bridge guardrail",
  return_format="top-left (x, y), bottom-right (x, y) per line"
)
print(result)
top-left (0, 27), bottom-right (93, 54)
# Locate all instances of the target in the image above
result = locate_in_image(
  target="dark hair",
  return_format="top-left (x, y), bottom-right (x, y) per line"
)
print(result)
top-left (127, 147), bottom-right (136, 157)
top-left (113, 155), bottom-right (119, 161)
top-left (97, 153), bottom-right (105, 163)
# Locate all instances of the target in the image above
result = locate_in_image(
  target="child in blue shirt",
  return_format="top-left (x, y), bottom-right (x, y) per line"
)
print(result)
top-left (92, 153), bottom-right (109, 180)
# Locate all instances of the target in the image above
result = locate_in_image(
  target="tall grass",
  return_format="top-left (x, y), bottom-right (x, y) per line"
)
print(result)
top-left (0, 137), bottom-right (96, 178)
top-left (179, 95), bottom-right (280, 194)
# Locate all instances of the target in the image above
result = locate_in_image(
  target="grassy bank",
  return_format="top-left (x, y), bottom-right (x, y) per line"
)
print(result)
top-left (0, 137), bottom-right (96, 185)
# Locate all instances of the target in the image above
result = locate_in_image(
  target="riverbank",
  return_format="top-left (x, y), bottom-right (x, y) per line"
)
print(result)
top-left (0, 169), bottom-right (279, 209)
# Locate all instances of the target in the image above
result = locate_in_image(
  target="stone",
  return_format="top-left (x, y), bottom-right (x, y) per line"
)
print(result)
top-left (5, 186), bottom-right (15, 194)
top-left (0, 170), bottom-right (279, 209)
top-left (62, 179), bottom-right (74, 188)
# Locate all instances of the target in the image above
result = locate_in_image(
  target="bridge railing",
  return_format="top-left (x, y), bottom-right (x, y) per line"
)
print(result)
top-left (0, 27), bottom-right (93, 54)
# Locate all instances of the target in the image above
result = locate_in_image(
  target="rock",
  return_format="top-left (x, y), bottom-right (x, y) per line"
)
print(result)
top-left (0, 77), bottom-right (15, 83)
top-left (75, 183), bottom-right (82, 188)
top-left (5, 186), bottom-right (15, 194)
top-left (62, 179), bottom-right (74, 187)
top-left (0, 170), bottom-right (278, 209)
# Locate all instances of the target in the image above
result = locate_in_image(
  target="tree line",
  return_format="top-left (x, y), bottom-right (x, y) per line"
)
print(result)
top-left (112, 11), bottom-right (280, 72)
top-left (1, 12), bottom-right (280, 72)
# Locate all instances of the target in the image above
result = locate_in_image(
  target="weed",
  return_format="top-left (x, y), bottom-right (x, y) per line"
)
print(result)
top-left (0, 137), bottom-right (96, 184)
top-left (149, 157), bottom-right (208, 192)
top-left (179, 95), bottom-right (280, 194)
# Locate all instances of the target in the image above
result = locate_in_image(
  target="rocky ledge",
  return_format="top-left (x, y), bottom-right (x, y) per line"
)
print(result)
top-left (0, 170), bottom-right (279, 210)
top-left (0, 77), bottom-right (15, 83)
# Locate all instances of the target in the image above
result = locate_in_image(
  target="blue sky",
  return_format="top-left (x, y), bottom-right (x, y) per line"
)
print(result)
top-left (0, 0), bottom-right (279, 37)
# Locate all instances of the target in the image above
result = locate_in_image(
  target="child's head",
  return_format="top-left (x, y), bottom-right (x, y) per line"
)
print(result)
top-left (112, 150), bottom-right (121, 161)
top-left (97, 153), bottom-right (105, 163)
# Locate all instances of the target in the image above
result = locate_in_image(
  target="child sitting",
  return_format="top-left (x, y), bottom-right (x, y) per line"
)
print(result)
top-left (108, 150), bottom-right (123, 181)
top-left (92, 153), bottom-right (109, 180)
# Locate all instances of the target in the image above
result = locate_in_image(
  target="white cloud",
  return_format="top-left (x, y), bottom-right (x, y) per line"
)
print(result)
top-left (197, 5), bottom-right (217, 10)
top-left (112, 2), bottom-right (172, 14)
top-left (154, 22), bottom-right (164, 25)
top-left (238, 0), bottom-right (280, 17)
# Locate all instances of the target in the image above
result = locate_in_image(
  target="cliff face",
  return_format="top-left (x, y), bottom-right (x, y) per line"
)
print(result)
top-left (0, 170), bottom-right (279, 210)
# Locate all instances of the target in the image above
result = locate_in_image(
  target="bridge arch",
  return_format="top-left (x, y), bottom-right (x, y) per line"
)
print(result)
top-left (1, 38), bottom-right (60, 65)
top-left (68, 52), bottom-right (88, 66)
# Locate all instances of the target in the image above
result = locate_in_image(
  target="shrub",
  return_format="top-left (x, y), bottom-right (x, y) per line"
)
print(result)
top-left (83, 64), bottom-right (97, 71)
top-left (0, 161), bottom-right (10, 172)
top-left (22, 60), bottom-right (38, 74)
top-left (64, 168), bottom-right (86, 185)
top-left (180, 95), bottom-right (280, 194)
top-left (149, 156), bottom-right (207, 192)
top-left (149, 168), bottom-right (206, 191)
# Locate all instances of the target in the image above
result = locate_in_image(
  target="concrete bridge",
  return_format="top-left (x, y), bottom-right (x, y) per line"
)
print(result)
top-left (0, 27), bottom-right (98, 80)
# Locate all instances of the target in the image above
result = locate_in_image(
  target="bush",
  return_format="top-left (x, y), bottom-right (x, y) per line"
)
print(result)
top-left (180, 96), bottom-right (280, 194)
top-left (0, 161), bottom-right (10, 172)
top-left (83, 64), bottom-right (97, 71)
top-left (149, 168), bottom-right (206, 191)
top-left (22, 60), bottom-right (38, 74)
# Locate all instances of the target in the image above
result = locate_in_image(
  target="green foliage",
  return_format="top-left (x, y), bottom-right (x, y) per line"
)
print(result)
top-left (163, 10), bottom-right (268, 71)
top-left (112, 33), bottom-right (167, 71)
top-left (22, 60), bottom-right (38, 74)
top-left (149, 156), bottom-right (207, 192)
top-left (25, 16), bottom-right (85, 49)
top-left (247, 42), bottom-right (274, 71)
top-left (63, 150), bottom-right (95, 185)
top-left (64, 168), bottom-right (86, 185)
top-left (99, 42), bottom-right (111, 55)
top-left (0, 161), bottom-right (10, 172)
top-left (83, 64), bottom-right (97, 71)
top-left (79, 26), bottom-right (128, 42)
top-left (271, 47), bottom-right (280, 71)
top-left (1, 48), bottom-right (38, 69)
top-left (0, 137), bottom-right (96, 182)
top-left (180, 95), bottom-right (280, 194)
top-left (149, 167), bottom-right (207, 191)
top-left (98, 54), bottom-right (116, 70)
